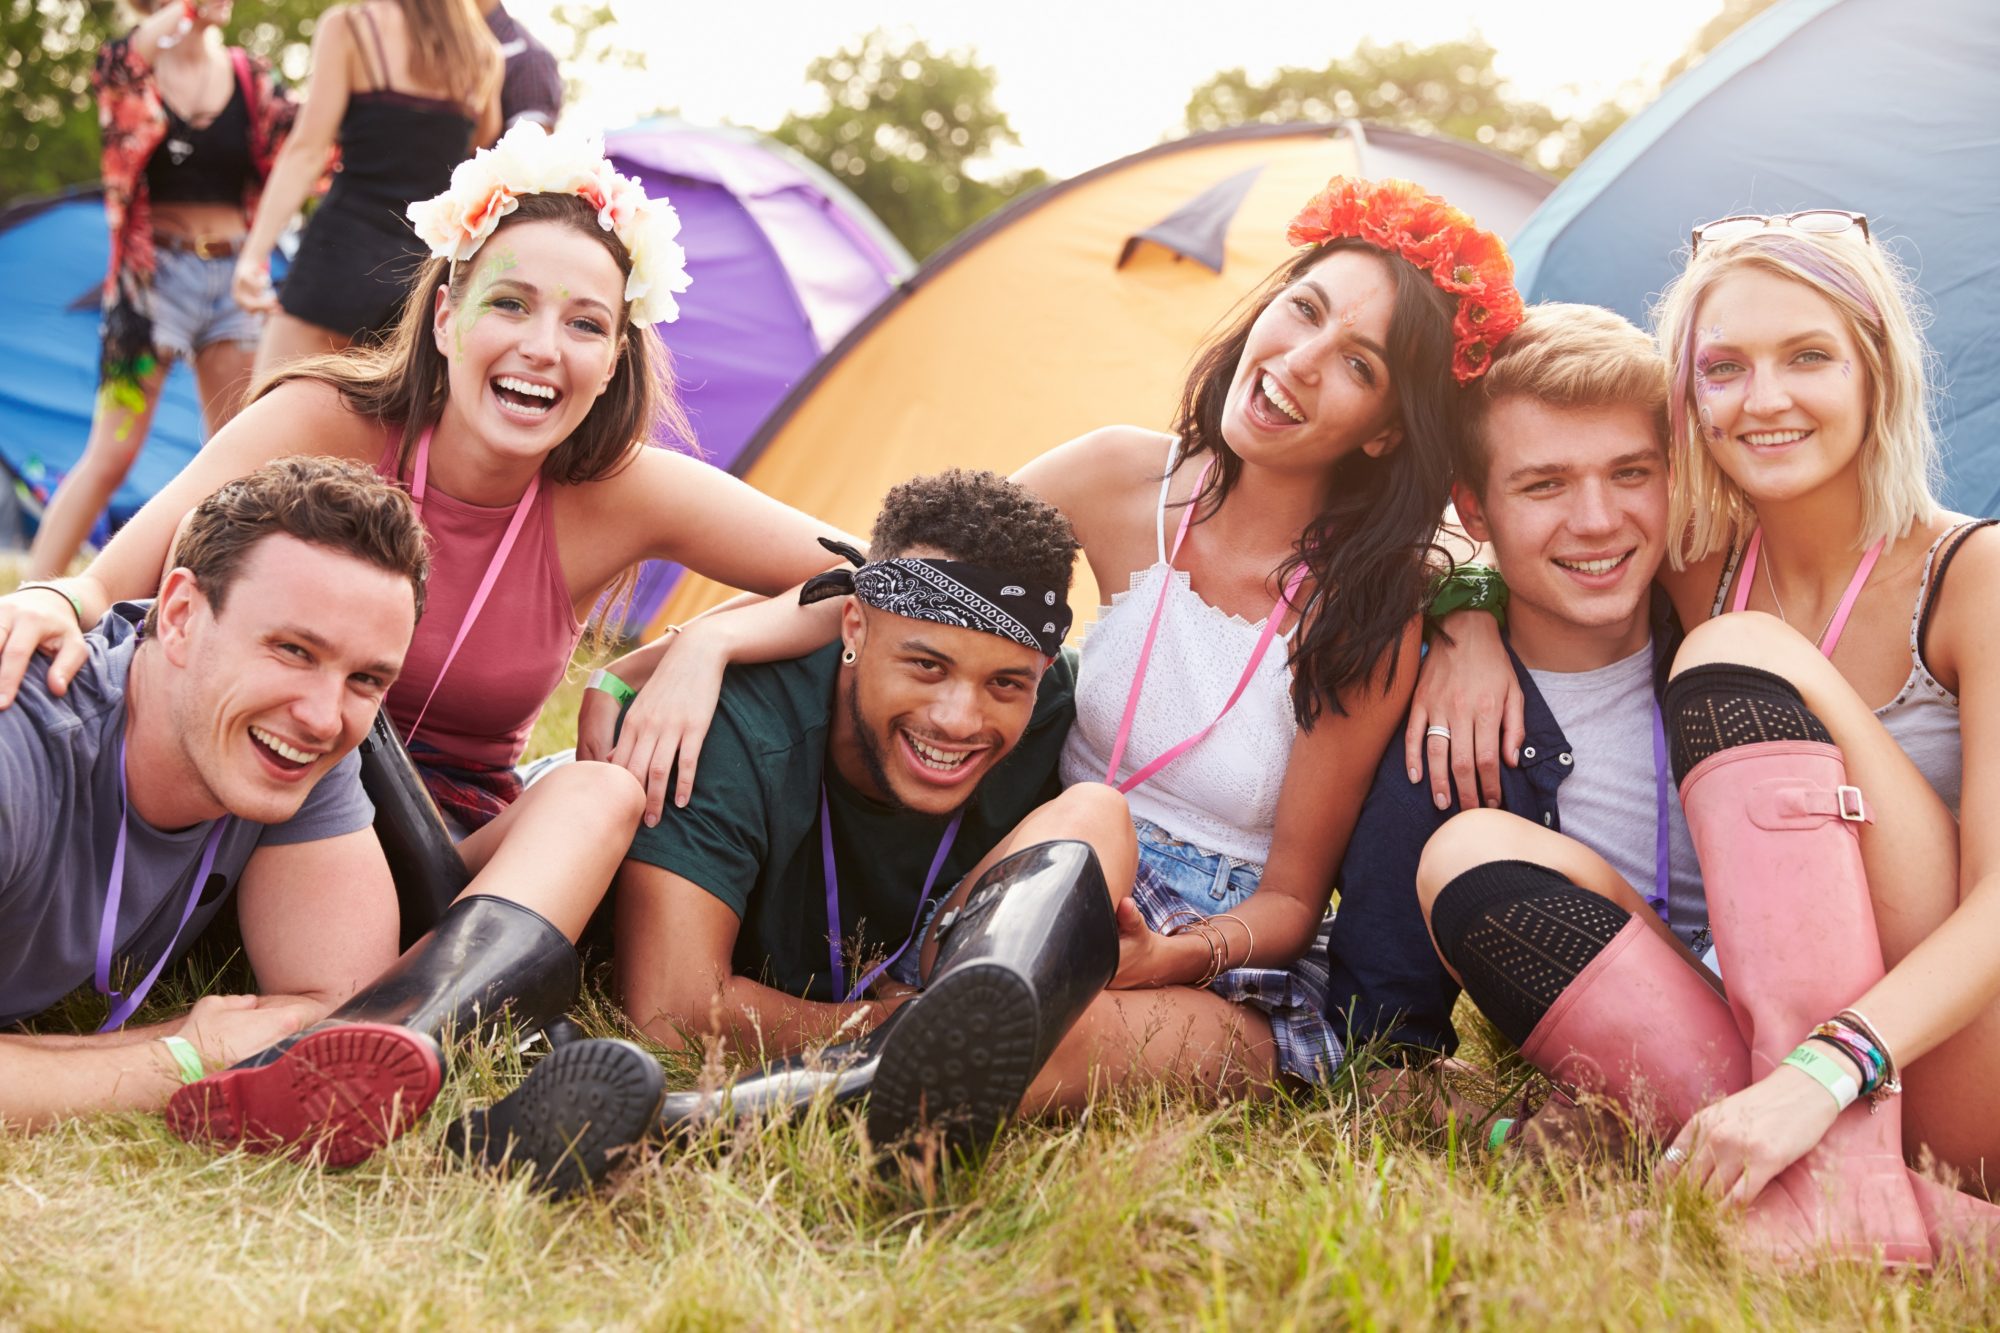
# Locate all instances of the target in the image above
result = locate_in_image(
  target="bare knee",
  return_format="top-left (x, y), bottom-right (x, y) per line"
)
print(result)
top-left (1414, 808), bottom-right (1545, 923)
top-left (1671, 610), bottom-right (1817, 679)
top-left (1020, 781), bottom-right (1137, 886)
top-left (533, 759), bottom-right (646, 835)
top-left (1034, 781), bottom-right (1131, 843)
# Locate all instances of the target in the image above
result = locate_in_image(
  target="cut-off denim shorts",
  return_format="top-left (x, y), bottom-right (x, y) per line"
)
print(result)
top-left (1128, 817), bottom-right (1342, 1083)
top-left (148, 246), bottom-right (265, 361)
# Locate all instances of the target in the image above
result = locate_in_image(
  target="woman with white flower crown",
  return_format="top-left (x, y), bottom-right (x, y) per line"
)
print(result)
top-left (0, 123), bottom-right (854, 1166)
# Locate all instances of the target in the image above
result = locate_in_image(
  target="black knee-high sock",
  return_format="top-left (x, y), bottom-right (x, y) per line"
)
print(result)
top-left (1429, 860), bottom-right (1632, 1049)
top-left (1660, 662), bottom-right (1834, 785)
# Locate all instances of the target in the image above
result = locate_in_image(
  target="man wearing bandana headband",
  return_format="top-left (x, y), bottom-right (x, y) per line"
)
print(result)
top-left (453, 471), bottom-right (1134, 1194)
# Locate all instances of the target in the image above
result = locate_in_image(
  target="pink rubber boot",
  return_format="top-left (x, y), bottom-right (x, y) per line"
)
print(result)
top-left (1909, 1173), bottom-right (2000, 1265)
top-left (1680, 739), bottom-right (1931, 1267)
top-left (1520, 916), bottom-right (1749, 1138)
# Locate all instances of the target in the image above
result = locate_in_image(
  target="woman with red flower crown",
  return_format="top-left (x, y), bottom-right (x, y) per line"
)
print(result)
top-left (1408, 213), bottom-right (2000, 1264)
top-left (986, 177), bottom-right (1524, 1102)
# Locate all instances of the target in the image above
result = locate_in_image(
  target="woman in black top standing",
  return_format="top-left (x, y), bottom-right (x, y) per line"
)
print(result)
top-left (24, 0), bottom-right (294, 579)
top-left (232, 0), bottom-right (500, 379)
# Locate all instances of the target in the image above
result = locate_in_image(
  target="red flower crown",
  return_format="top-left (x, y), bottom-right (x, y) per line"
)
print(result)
top-left (1286, 177), bottom-right (1524, 384)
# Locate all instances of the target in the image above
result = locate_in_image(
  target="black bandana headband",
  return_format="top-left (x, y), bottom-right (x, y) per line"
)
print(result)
top-left (799, 538), bottom-right (1071, 656)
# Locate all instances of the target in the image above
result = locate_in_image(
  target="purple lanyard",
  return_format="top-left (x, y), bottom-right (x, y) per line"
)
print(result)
top-left (819, 785), bottom-right (962, 1003)
top-left (94, 734), bottom-right (230, 1031)
top-left (1646, 700), bottom-right (1671, 923)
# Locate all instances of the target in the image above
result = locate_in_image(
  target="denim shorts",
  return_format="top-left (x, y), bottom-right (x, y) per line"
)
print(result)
top-left (1132, 817), bottom-right (1261, 909)
top-left (1130, 818), bottom-right (1343, 1084)
top-left (149, 246), bottom-right (265, 360)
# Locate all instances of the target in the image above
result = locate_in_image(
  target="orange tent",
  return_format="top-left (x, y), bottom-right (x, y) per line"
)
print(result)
top-left (658, 121), bottom-right (1550, 628)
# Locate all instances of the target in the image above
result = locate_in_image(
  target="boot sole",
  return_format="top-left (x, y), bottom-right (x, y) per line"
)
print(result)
top-left (866, 961), bottom-right (1039, 1159)
top-left (165, 1024), bottom-right (441, 1168)
top-left (448, 1039), bottom-right (665, 1199)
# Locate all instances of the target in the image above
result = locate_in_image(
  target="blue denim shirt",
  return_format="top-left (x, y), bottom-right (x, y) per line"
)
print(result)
top-left (1322, 590), bottom-right (1681, 1059)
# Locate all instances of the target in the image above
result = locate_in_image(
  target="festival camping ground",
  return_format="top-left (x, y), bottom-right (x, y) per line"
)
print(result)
top-left (2, 589), bottom-right (1996, 1326)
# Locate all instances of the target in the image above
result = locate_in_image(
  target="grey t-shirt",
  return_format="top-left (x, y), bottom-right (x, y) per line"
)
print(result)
top-left (1528, 641), bottom-right (1708, 951)
top-left (0, 603), bottom-right (374, 1026)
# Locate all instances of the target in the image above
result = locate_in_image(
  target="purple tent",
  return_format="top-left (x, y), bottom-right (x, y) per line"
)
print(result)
top-left (607, 120), bottom-right (913, 627)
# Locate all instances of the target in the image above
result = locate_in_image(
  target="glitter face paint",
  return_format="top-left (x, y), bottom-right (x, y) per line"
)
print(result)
top-left (453, 249), bottom-right (520, 360)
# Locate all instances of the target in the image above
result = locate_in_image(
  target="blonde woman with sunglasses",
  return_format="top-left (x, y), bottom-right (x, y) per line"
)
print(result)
top-left (1407, 213), bottom-right (2000, 1264)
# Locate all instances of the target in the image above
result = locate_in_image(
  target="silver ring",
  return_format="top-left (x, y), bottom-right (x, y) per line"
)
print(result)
top-left (1425, 725), bottom-right (1453, 741)
top-left (1663, 1146), bottom-right (1689, 1165)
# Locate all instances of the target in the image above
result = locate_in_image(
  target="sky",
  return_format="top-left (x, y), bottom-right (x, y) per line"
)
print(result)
top-left (500, 0), bottom-right (1732, 177)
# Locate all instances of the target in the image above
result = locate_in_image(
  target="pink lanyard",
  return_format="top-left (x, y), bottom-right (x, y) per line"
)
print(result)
top-left (1102, 459), bottom-right (1308, 795)
top-left (95, 733), bottom-right (230, 1031)
top-left (403, 426), bottom-right (541, 741)
top-left (1729, 527), bottom-right (1886, 657)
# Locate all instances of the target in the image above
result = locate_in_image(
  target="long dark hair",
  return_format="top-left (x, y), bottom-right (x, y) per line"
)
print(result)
top-left (1172, 238), bottom-right (1458, 727)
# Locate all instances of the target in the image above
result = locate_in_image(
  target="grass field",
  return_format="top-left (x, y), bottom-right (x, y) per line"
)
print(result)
top-left (3, 566), bottom-right (1998, 1328)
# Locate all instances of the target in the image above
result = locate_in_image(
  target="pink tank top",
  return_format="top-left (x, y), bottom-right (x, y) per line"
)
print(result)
top-left (377, 435), bottom-right (584, 771)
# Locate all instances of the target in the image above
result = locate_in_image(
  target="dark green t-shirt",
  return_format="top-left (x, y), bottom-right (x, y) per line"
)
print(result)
top-left (625, 643), bottom-right (1076, 1001)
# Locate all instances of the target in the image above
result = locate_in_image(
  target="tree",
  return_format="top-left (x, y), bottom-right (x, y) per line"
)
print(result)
top-left (1660, 0), bottom-right (1785, 86)
top-left (542, 1), bottom-right (643, 114)
top-left (1183, 36), bottom-right (1626, 178)
top-left (772, 29), bottom-right (1048, 260)
top-left (1, 0), bottom-right (322, 205)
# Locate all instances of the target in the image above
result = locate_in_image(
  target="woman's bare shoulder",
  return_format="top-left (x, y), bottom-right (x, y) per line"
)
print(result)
top-left (1016, 425), bottom-right (1171, 496)
top-left (240, 377), bottom-right (384, 457)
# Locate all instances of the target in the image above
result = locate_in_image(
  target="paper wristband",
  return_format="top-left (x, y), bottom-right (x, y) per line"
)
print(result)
top-left (1782, 1043), bottom-right (1859, 1111)
top-left (586, 669), bottom-right (637, 705)
top-left (157, 1035), bottom-right (205, 1085)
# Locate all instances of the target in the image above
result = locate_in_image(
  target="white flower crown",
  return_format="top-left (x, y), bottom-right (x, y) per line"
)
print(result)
top-left (406, 122), bottom-right (691, 326)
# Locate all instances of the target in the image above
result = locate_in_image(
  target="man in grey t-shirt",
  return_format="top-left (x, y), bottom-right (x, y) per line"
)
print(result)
top-left (0, 459), bottom-right (427, 1129)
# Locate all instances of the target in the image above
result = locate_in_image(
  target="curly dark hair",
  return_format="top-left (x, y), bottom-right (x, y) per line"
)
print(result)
top-left (870, 470), bottom-right (1078, 598)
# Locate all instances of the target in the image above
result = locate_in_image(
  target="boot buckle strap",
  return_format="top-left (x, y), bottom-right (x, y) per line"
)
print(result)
top-left (1747, 778), bottom-right (1873, 828)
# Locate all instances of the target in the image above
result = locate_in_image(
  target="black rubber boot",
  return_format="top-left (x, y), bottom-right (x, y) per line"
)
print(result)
top-left (644, 839), bottom-right (1117, 1157)
top-left (358, 712), bottom-right (471, 949)
top-left (457, 840), bottom-right (1118, 1186)
top-left (445, 1039), bottom-right (666, 1198)
top-left (234, 893), bottom-right (582, 1070)
top-left (171, 895), bottom-right (580, 1165)
top-left (861, 839), bottom-right (1117, 1157)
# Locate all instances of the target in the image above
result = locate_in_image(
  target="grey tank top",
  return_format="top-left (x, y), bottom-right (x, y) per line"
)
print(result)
top-left (1710, 519), bottom-right (1993, 815)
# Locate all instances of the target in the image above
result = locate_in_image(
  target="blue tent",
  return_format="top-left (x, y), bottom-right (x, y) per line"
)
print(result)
top-left (1509, 0), bottom-right (2000, 514)
top-left (0, 188), bottom-right (210, 528)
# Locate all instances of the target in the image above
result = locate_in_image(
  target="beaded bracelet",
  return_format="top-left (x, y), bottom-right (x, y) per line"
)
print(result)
top-left (1809, 1023), bottom-right (1881, 1093)
top-left (1834, 1007), bottom-right (1903, 1111)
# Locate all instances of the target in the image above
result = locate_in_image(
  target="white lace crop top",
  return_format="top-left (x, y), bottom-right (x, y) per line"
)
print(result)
top-left (1059, 438), bottom-right (1300, 866)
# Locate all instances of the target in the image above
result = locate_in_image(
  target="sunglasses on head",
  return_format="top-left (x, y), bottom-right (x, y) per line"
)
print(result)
top-left (1691, 209), bottom-right (1871, 251)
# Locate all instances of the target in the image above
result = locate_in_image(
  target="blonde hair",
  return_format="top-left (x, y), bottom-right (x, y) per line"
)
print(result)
top-left (1457, 302), bottom-right (1668, 496)
top-left (386, 0), bottom-right (500, 109)
top-left (1653, 227), bottom-right (1942, 568)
